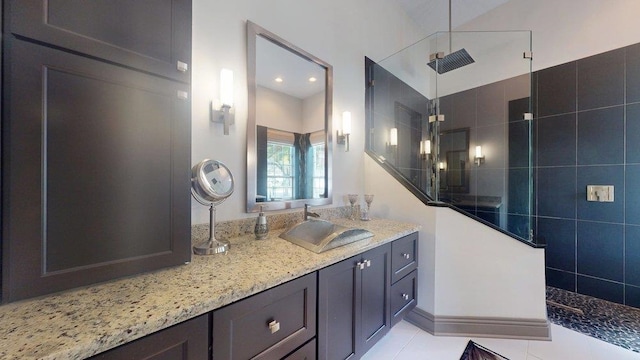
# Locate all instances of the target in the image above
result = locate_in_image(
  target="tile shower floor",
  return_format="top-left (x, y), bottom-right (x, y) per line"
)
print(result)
top-left (364, 288), bottom-right (640, 360)
top-left (546, 286), bottom-right (640, 353)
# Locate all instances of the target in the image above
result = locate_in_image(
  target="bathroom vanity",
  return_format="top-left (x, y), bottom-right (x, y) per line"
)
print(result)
top-left (0, 218), bottom-right (419, 359)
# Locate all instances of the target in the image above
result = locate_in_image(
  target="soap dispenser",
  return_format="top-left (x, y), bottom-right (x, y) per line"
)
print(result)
top-left (254, 206), bottom-right (269, 240)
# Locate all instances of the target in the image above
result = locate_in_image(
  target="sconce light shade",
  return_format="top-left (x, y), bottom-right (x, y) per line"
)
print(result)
top-left (212, 68), bottom-right (235, 135)
top-left (390, 128), bottom-right (398, 146)
top-left (337, 111), bottom-right (352, 152)
top-left (420, 139), bottom-right (431, 161)
top-left (220, 68), bottom-right (234, 107)
top-left (438, 161), bottom-right (445, 170)
top-left (421, 140), bottom-right (431, 155)
top-left (342, 111), bottom-right (352, 135)
top-left (474, 145), bottom-right (485, 165)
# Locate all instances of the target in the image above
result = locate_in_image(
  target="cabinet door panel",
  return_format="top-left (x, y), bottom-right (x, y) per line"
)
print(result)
top-left (391, 232), bottom-right (418, 283)
top-left (360, 244), bottom-right (391, 354)
top-left (391, 270), bottom-right (418, 326)
top-left (6, 0), bottom-right (191, 83)
top-left (318, 255), bottom-right (360, 360)
top-left (213, 273), bottom-right (316, 360)
top-left (283, 340), bottom-right (316, 360)
top-left (90, 314), bottom-right (209, 360)
top-left (2, 39), bottom-right (191, 302)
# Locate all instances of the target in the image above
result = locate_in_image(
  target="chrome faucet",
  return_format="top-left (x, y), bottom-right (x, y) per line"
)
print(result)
top-left (304, 204), bottom-right (320, 220)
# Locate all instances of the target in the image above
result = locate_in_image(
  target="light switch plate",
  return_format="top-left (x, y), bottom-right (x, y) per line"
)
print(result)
top-left (587, 185), bottom-right (614, 202)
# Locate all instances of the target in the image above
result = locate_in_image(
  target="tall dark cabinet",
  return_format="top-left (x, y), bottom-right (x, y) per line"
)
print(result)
top-left (1, 0), bottom-right (192, 302)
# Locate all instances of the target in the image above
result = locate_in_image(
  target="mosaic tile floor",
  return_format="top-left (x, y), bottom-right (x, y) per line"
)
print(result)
top-left (546, 286), bottom-right (640, 353)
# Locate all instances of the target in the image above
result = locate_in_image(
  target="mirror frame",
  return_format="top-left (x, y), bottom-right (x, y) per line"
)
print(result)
top-left (246, 21), bottom-right (333, 212)
top-left (438, 127), bottom-right (470, 194)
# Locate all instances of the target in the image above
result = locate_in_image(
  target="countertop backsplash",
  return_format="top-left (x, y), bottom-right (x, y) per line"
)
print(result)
top-left (192, 205), bottom-right (359, 243)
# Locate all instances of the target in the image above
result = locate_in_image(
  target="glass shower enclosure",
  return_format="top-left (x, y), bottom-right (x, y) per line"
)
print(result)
top-left (366, 30), bottom-right (535, 242)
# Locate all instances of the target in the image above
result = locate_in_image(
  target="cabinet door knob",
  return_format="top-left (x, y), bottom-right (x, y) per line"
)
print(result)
top-left (357, 262), bottom-right (365, 270)
top-left (402, 293), bottom-right (410, 301)
top-left (365, 259), bottom-right (371, 267)
top-left (402, 253), bottom-right (411, 260)
top-left (268, 320), bottom-right (280, 334)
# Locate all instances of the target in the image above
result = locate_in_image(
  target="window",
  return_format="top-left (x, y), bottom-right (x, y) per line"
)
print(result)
top-left (266, 141), bottom-right (295, 200)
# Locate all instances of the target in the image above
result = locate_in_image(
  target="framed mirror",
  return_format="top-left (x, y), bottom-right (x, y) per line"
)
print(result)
top-left (247, 21), bottom-right (333, 212)
top-left (439, 128), bottom-right (470, 193)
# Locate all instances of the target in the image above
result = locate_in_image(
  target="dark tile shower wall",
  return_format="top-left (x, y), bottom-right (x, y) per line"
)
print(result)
top-left (536, 43), bottom-right (640, 308)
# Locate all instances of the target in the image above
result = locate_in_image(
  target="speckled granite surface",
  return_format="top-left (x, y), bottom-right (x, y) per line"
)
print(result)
top-left (0, 215), bottom-right (418, 360)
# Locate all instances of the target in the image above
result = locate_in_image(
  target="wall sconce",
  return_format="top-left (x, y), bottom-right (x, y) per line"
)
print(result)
top-left (420, 139), bottom-right (431, 160)
top-left (386, 127), bottom-right (398, 153)
top-left (474, 145), bottom-right (485, 166)
top-left (438, 161), bottom-right (446, 170)
top-left (211, 68), bottom-right (235, 135)
top-left (337, 111), bottom-right (352, 152)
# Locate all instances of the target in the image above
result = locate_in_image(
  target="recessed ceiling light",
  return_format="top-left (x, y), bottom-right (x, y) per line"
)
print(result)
top-left (275, 77), bottom-right (283, 83)
top-left (308, 77), bottom-right (317, 82)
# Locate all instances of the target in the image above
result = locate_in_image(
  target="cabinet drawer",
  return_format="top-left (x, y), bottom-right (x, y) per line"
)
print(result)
top-left (90, 314), bottom-right (209, 360)
top-left (390, 270), bottom-right (417, 326)
top-left (7, 0), bottom-right (191, 83)
top-left (213, 273), bottom-right (317, 360)
top-left (391, 232), bottom-right (418, 283)
top-left (283, 339), bottom-right (316, 360)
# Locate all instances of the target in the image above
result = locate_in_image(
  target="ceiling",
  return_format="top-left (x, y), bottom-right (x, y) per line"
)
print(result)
top-left (253, 0), bottom-right (511, 101)
top-left (393, 0), bottom-right (511, 34)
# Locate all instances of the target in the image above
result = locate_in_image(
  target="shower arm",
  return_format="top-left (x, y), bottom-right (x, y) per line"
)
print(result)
top-left (448, 0), bottom-right (452, 53)
top-left (449, 0), bottom-right (451, 52)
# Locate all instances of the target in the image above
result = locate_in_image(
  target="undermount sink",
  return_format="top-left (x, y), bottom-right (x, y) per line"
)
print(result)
top-left (279, 219), bottom-right (374, 253)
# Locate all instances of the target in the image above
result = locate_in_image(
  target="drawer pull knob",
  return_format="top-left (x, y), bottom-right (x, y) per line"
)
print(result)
top-left (357, 261), bottom-right (365, 270)
top-left (402, 293), bottom-right (410, 301)
top-left (365, 260), bottom-right (371, 267)
top-left (268, 320), bottom-right (280, 334)
top-left (402, 253), bottom-right (411, 260)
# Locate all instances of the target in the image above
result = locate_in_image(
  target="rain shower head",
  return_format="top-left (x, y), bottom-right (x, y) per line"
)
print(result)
top-left (427, 48), bottom-right (475, 74)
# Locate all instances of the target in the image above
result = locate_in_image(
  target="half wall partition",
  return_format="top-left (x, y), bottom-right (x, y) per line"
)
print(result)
top-left (366, 30), bottom-right (535, 243)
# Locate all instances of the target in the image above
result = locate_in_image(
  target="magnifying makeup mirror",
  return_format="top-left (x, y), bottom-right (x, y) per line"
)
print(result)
top-left (191, 159), bottom-right (234, 255)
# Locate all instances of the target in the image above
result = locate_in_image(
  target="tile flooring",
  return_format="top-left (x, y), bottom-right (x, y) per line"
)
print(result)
top-left (361, 321), bottom-right (640, 360)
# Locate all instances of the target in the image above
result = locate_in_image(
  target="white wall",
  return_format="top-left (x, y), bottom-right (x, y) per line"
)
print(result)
top-left (191, 0), bottom-right (425, 223)
top-left (364, 155), bottom-right (546, 320)
top-left (302, 91), bottom-right (325, 134)
top-left (256, 86), bottom-right (303, 132)
top-left (457, 0), bottom-right (640, 73)
top-left (434, 208), bottom-right (546, 318)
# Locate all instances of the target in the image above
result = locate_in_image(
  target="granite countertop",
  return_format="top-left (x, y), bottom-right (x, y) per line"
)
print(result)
top-left (0, 217), bottom-right (419, 360)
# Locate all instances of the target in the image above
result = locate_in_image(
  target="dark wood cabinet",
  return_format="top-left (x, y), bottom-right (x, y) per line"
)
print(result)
top-left (318, 243), bottom-right (392, 360)
top-left (283, 340), bottom-right (316, 360)
top-left (89, 314), bottom-right (209, 360)
top-left (390, 233), bottom-right (419, 326)
top-left (391, 269), bottom-right (417, 326)
top-left (213, 273), bottom-right (317, 360)
top-left (391, 232), bottom-right (418, 283)
top-left (6, 0), bottom-right (191, 83)
top-left (2, 1), bottom-right (192, 302)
